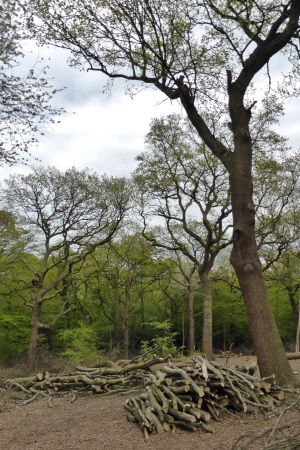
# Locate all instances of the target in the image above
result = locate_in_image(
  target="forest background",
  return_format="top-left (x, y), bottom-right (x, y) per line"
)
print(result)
top-left (0, 1), bottom-right (300, 379)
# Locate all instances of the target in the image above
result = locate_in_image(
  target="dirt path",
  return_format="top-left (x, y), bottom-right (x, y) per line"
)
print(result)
top-left (1, 357), bottom-right (299, 450)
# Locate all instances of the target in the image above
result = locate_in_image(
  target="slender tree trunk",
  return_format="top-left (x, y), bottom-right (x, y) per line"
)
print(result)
top-left (122, 275), bottom-right (132, 359)
top-left (187, 285), bottom-right (195, 354)
top-left (110, 302), bottom-right (117, 351)
top-left (296, 291), bottom-right (300, 353)
top-left (113, 285), bottom-right (122, 351)
top-left (140, 289), bottom-right (146, 341)
top-left (199, 269), bottom-right (214, 360)
top-left (181, 303), bottom-right (185, 354)
top-left (289, 291), bottom-right (299, 335)
top-left (28, 295), bottom-right (42, 374)
top-left (109, 330), bottom-right (113, 354)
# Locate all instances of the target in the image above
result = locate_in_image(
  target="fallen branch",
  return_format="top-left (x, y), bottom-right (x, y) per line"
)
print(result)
top-left (233, 395), bottom-right (300, 449)
top-left (286, 353), bottom-right (300, 360)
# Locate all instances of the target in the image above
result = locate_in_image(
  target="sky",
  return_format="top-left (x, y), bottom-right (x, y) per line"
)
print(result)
top-left (0, 46), bottom-right (182, 182)
top-left (0, 44), bottom-right (298, 183)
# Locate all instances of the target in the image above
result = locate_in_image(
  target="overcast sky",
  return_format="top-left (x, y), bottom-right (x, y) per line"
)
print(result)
top-left (0, 46), bottom-right (182, 182)
top-left (0, 45), bottom-right (298, 182)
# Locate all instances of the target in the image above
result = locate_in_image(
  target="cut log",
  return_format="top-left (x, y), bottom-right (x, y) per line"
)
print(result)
top-left (286, 352), bottom-right (300, 360)
top-left (8, 354), bottom-right (288, 439)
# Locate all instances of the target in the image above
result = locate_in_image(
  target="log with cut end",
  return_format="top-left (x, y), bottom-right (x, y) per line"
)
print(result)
top-left (163, 366), bottom-right (205, 399)
top-left (286, 352), bottom-right (300, 360)
top-left (7, 354), bottom-right (287, 438)
top-left (123, 357), bottom-right (286, 437)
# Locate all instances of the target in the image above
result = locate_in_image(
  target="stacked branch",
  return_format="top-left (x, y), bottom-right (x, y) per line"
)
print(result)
top-left (7, 356), bottom-right (170, 404)
top-left (7, 354), bottom-right (292, 438)
top-left (124, 356), bottom-right (288, 438)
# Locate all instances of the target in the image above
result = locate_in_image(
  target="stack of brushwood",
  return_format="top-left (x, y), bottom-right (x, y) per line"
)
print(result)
top-left (7, 355), bottom-right (288, 438)
top-left (124, 355), bottom-right (285, 438)
top-left (7, 356), bottom-right (171, 405)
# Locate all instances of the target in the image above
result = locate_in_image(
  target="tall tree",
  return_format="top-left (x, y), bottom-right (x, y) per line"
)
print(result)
top-left (0, 0), bottom-right (62, 165)
top-left (89, 229), bottom-right (158, 358)
top-left (29, 0), bottom-right (300, 385)
top-left (0, 211), bottom-right (32, 363)
top-left (0, 210), bottom-right (26, 269)
top-left (168, 252), bottom-right (200, 355)
top-left (255, 155), bottom-right (300, 267)
top-left (134, 114), bottom-right (232, 359)
top-left (1, 166), bottom-right (131, 371)
top-left (267, 251), bottom-right (300, 337)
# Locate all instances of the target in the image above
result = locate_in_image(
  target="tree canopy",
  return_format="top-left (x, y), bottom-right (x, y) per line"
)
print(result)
top-left (1, 166), bottom-right (132, 370)
top-left (28, 1), bottom-right (300, 131)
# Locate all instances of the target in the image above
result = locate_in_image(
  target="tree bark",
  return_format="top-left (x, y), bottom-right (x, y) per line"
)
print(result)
top-left (179, 81), bottom-right (297, 385)
top-left (199, 269), bottom-right (214, 360)
top-left (227, 94), bottom-right (295, 386)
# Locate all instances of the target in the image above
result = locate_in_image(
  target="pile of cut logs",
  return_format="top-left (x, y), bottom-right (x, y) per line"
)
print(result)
top-left (7, 356), bottom-right (171, 404)
top-left (7, 355), bottom-right (286, 437)
top-left (124, 355), bottom-right (284, 438)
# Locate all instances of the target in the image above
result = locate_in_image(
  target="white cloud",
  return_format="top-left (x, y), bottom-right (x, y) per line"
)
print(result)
top-left (0, 45), bottom-right (181, 180)
top-left (280, 99), bottom-right (299, 152)
top-left (0, 44), bottom-right (299, 184)
top-left (31, 87), bottom-right (181, 176)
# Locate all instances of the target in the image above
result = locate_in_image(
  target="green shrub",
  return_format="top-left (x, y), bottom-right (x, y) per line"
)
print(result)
top-left (0, 314), bottom-right (30, 365)
top-left (56, 322), bottom-right (100, 365)
top-left (141, 319), bottom-right (180, 357)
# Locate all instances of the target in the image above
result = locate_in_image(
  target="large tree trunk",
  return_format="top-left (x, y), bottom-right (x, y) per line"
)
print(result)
top-left (228, 102), bottom-right (296, 386)
top-left (180, 98), bottom-right (297, 385)
top-left (199, 269), bottom-right (214, 361)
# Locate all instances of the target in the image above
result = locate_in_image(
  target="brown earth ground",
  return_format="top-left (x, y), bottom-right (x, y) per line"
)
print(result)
top-left (0, 356), bottom-right (300, 450)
